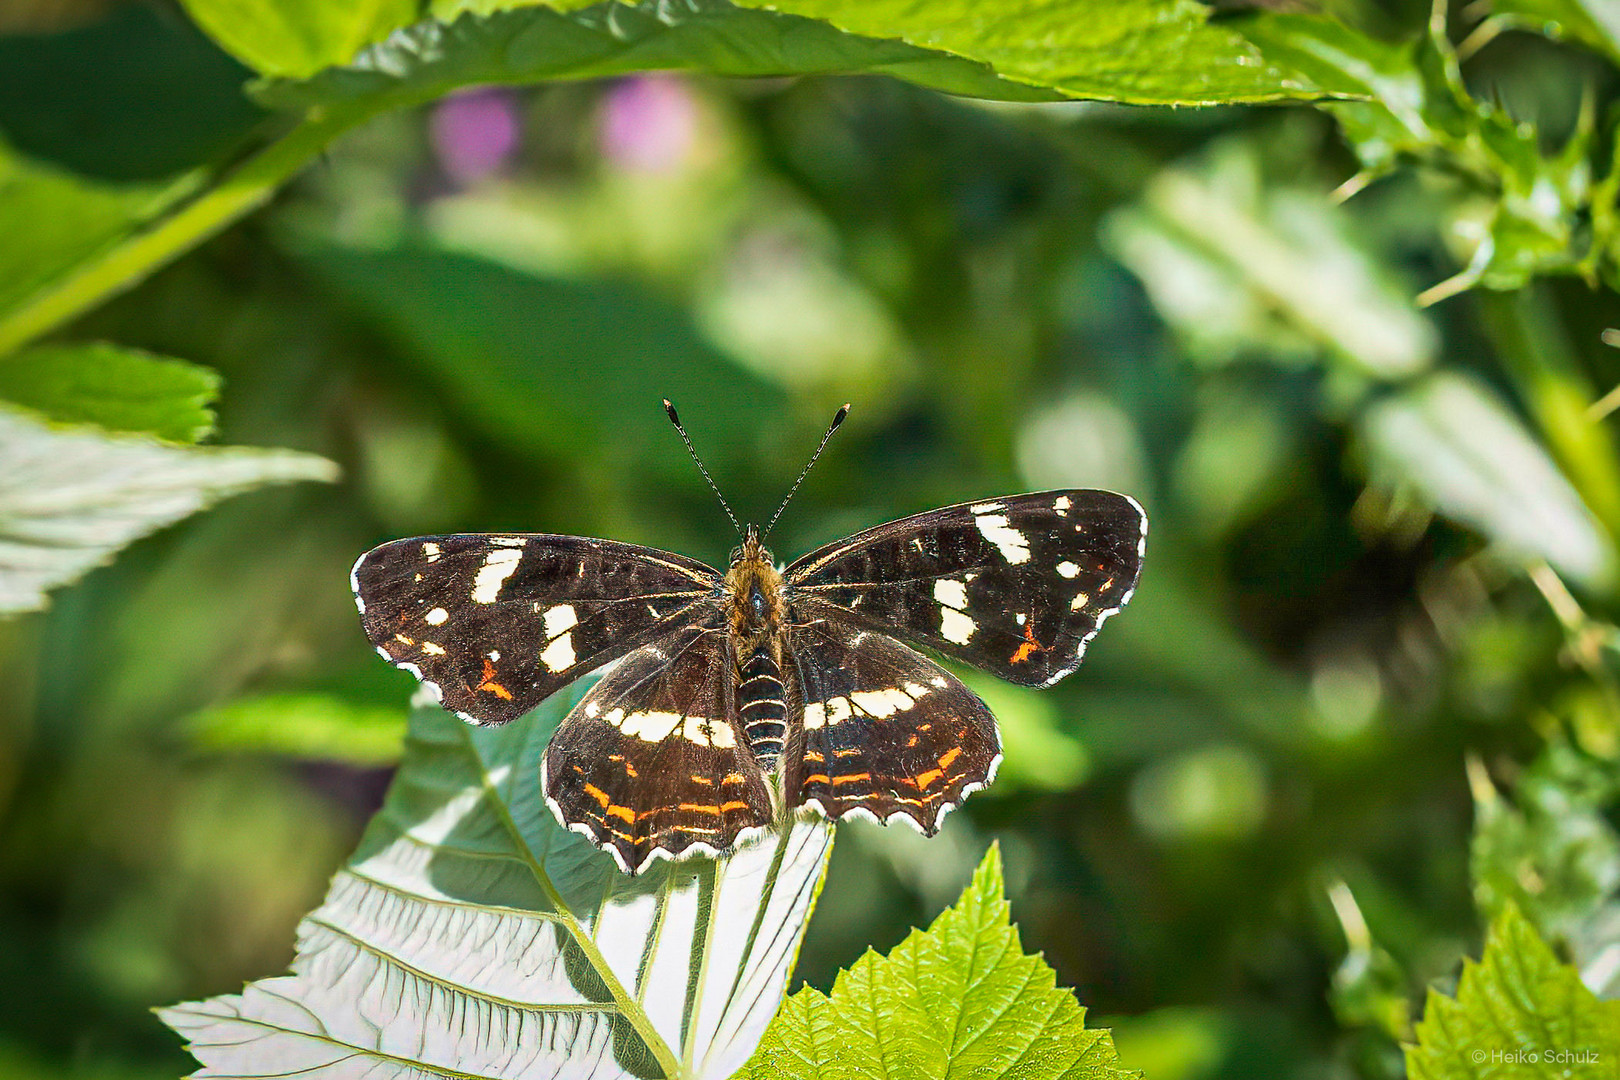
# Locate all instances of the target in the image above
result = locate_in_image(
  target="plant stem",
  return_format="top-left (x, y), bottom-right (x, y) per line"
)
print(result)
top-left (0, 106), bottom-right (369, 357)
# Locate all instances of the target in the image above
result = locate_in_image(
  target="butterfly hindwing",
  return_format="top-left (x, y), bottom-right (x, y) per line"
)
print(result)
top-left (352, 533), bottom-right (720, 725)
top-left (786, 490), bottom-right (1145, 687)
top-left (542, 621), bottom-right (775, 874)
top-left (784, 617), bottom-right (1000, 834)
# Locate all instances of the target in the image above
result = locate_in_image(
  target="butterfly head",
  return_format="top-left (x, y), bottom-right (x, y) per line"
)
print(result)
top-left (724, 526), bottom-right (784, 642)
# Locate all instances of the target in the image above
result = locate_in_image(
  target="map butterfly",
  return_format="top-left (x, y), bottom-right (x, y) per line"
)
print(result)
top-left (352, 403), bottom-right (1147, 873)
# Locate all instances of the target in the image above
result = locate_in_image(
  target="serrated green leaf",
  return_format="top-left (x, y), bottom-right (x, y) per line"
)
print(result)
top-left (185, 692), bottom-right (407, 766)
top-left (0, 343), bottom-right (219, 443)
top-left (0, 405), bottom-right (337, 615)
top-left (256, 0), bottom-right (1356, 114)
top-left (1406, 903), bottom-right (1620, 1080)
top-left (160, 686), bottom-right (836, 1079)
top-left (736, 843), bottom-right (1137, 1080)
top-left (1360, 372), bottom-right (1616, 589)
top-left (178, 0), bottom-right (420, 79)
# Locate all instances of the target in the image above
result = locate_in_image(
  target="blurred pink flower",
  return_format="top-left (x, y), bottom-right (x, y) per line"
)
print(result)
top-left (599, 75), bottom-right (698, 173)
top-left (431, 88), bottom-right (521, 185)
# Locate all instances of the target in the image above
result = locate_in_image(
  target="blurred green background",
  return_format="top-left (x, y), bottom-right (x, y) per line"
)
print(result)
top-left (3, 1), bottom-right (1620, 1078)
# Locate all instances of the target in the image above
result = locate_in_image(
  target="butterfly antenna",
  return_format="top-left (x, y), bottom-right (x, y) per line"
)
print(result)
top-left (764, 403), bottom-right (850, 539)
top-left (664, 399), bottom-right (742, 536)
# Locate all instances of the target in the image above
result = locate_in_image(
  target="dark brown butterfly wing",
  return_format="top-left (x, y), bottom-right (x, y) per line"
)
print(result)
top-left (783, 615), bottom-right (1000, 834)
top-left (785, 490), bottom-right (1145, 687)
top-left (352, 533), bottom-right (720, 725)
top-left (541, 621), bottom-right (774, 874)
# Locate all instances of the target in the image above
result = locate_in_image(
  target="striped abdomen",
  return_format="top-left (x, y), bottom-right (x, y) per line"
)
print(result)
top-left (738, 647), bottom-right (787, 769)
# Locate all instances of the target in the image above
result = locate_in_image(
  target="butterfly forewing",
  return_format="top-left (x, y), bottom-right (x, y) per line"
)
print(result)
top-left (542, 621), bottom-right (774, 874)
top-left (352, 534), bottom-right (720, 725)
top-left (786, 490), bottom-right (1145, 687)
top-left (784, 617), bottom-right (1000, 833)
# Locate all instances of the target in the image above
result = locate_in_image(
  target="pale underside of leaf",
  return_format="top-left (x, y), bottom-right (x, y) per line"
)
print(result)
top-left (0, 406), bottom-right (338, 615)
top-left (160, 684), bottom-right (835, 1080)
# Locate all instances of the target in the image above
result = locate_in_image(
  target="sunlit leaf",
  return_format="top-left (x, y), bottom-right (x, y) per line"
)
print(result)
top-left (0, 406), bottom-right (337, 614)
top-left (258, 0), bottom-right (1356, 114)
top-left (160, 684), bottom-right (835, 1080)
top-left (186, 692), bottom-right (408, 766)
top-left (0, 343), bottom-right (219, 443)
top-left (1360, 372), bottom-right (1615, 589)
top-left (1406, 903), bottom-right (1620, 1080)
top-left (178, 0), bottom-right (419, 79)
top-left (737, 843), bottom-right (1135, 1080)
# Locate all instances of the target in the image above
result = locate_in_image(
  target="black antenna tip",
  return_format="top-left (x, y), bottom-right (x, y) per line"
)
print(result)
top-left (832, 403), bottom-right (850, 428)
top-left (663, 399), bottom-right (680, 426)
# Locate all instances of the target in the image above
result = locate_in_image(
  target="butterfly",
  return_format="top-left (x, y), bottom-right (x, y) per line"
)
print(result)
top-left (352, 403), bottom-right (1146, 874)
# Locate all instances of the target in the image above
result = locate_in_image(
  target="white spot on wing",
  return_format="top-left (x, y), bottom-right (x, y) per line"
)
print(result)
top-left (1053, 495), bottom-right (1071, 513)
top-left (803, 702), bottom-right (827, 730)
top-left (491, 536), bottom-right (527, 547)
top-left (974, 513), bottom-right (1030, 564)
top-left (420, 642), bottom-right (445, 656)
top-left (423, 542), bottom-right (441, 563)
top-left (851, 687), bottom-right (917, 717)
top-left (1070, 591), bottom-right (1090, 611)
top-left (1056, 561), bottom-right (1080, 578)
top-left (940, 608), bottom-right (976, 645)
top-left (471, 547), bottom-right (522, 604)
top-left (542, 604), bottom-right (577, 637)
top-left (540, 632), bottom-right (575, 672)
top-left (424, 607), bottom-right (449, 625)
top-left (933, 579), bottom-right (968, 609)
top-left (617, 709), bottom-right (682, 741)
top-left (970, 502), bottom-right (1004, 514)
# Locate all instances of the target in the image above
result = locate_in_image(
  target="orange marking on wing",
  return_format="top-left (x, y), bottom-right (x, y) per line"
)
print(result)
top-left (624, 762), bottom-right (638, 778)
top-left (476, 658), bottom-right (514, 700)
top-left (803, 773), bottom-right (831, 785)
top-left (831, 772), bottom-right (872, 786)
top-left (832, 748), bottom-right (860, 758)
top-left (721, 773), bottom-right (746, 786)
top-left (914, 767), bottom-right (944, 790)
top-left (678, 802), bottom-right (723, 815)
top-left (1009, 620), bottom-right (1045, 665)
top-left (939, 746), bottom-right (963, 770)
top-left (718, 800), bottom-right (751, 812)
top-left (802, 751), bottom-right (825, 763)
top-left (582, 783), bottom-right (611, 807)
top-left (690, 775), bottom-right (715, 786)
top-left (606, 805), bottom-right (635, 823)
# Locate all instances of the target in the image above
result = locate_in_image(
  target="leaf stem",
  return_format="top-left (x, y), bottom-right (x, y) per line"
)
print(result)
top-left (0, 106), bottom-right (369, 357)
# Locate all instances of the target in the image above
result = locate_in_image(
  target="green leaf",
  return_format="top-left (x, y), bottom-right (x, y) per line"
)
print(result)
top-left (258, 0), bottom-right (1356, 113)
top-left (177, 0), bottom-right (420, 79)
top-left (1406, 903), bottom-right (1620, 1080)
top-left (0, 3), bottom-right (265, 182)
top-left (160, 685), bottom-right (836, 1080)
top-left (1485, 0), bottom-right (1620, 65)
top-left (185, 692), bottom-right (408, 766)
top-left (0, 142), bottom-right (195, 338)
top-left (0, 343), bottom-right (219, 443)
top-left (1360, 372), bottom-right (1616, 590)
top-left (0, 405), bottom-right (337, 614)
top-left (736, 843), bottom-right (1137, 1080)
